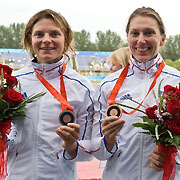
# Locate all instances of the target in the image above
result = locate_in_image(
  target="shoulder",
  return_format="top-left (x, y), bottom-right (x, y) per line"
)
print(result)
top-left (65, 67), bottom-right (94, 91)
top-left (163, 64), bottom-right (180, 78)
top-left (99, 70), bottom-right (122, 87)
top-left (12, 65), bottom-right (33, 77)
top-left (94, 70), bottom-right (122, 99)
top-left (160, 64), bottom-right (180, 87)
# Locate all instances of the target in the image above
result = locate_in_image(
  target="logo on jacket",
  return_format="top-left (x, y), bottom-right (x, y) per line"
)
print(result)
top-left (22, 92), bottom-right (28, 98)
top-left (120, 94), bottom-right (132, 100)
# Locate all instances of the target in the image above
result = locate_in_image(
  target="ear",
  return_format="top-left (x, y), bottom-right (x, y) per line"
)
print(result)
top-left (160, 34), bottom-right (166, 46)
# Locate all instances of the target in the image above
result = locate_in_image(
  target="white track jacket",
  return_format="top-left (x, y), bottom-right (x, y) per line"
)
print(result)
top-left (92, 54), bottom-right (180, 180)
top-left (7, 58), bottom-right (94, 180)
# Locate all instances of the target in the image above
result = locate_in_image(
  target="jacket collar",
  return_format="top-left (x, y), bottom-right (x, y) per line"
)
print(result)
top-left (31, 57), bottom-right (65, 79)
top-left (129, 53), bottom-right (163, 73)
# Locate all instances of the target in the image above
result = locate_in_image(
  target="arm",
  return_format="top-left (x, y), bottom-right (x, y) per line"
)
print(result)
top-left (56, 81), bottom-right (94, 161)
top-left (91, 83), bottom-right (124, 160)
top-left (74, 84), bottom-right (94, 161)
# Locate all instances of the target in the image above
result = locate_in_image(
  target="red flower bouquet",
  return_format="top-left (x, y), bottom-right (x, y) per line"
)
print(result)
top-left (137, 81), bottom-right (180, 148)
top-left (0, 64), bottom-right (45, 180)
top-left (115, 80), bottom-right (180, 180)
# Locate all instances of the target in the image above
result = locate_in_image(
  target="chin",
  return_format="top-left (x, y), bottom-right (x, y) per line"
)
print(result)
top-left (138, 59), bottom-right (149, 63)
top-left (134, 55), bottom-right (149, 63)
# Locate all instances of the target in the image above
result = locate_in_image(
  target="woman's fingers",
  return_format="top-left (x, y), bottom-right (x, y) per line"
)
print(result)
top-left (102, 116), bottom-right (125, 145)
top-left (56, 123), bottom-right (80, 142)
top-left (102, 116), bottom-right (125, 135)
top-left (149, 148), bottom-right (165, 171)
top-left (102, 116), bottom-right (119, 126)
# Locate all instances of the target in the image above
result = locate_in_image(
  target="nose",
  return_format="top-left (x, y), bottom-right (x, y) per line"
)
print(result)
top-left (42, 33), bottom-right (51, 43)
top-left (137, 33), bottom-right (146, 44)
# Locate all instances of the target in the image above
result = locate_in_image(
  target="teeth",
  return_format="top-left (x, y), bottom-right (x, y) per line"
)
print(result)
top-left (41, 48), bottom-right (54, 50)
top-left (136, 48), bottom-right (148, 52)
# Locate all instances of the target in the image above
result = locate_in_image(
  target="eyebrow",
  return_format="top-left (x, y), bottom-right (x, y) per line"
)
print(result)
top-left (130, 27), bottom-right (156, 31)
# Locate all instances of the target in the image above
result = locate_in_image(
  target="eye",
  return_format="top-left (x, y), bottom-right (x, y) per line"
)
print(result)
top-left (130, 31), bottom-right (139, 37)
top-left (34, 31), bottom-right (44, 38)
top-left (50, 31), bottom-right (61, 38)
top-left (144, 31), bottom-right (153, 36)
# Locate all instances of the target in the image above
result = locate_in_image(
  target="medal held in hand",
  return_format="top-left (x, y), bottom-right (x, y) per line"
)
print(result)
top-left (106, 104), bottom-right (122, 117)
top-left (59, 109), bottom-right (75, 126)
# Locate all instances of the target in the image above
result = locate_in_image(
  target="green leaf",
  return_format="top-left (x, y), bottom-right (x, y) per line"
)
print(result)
top-left (17, 80), bottom-right (22, 91)
top-left (0, 97), bottom-right (9, 114)
top-left (133, 121), bottom-right (157, 135)
top-left (152, 89), bottom-right (157, 101)
top-left (164, 135), bottom-right (180, 150)
top-left (167, 130), bottom-right (173, 139)
top-left (24, 92), bottom-right (46, 104)
top-left (1, 68), bottom-right (4, 91)
top-left (155, 124), bottom-right (159, 140)
top-left (133, 122), bottom-right (152, 130)
top-left (141, 116), bottom-right (153, 123)
top-left (158, 79), bottom-right (164, 100)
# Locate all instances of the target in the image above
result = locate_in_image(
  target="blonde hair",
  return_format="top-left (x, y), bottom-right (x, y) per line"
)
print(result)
top-left (126, 7), bottom-right (165, 35)
top-left (22, 9), bottom-right (75, 58)
top-left (107, 47), bottom-right (130, 67)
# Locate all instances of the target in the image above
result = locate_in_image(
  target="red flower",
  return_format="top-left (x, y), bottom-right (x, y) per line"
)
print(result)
top-left (166, 98), bottom-right (180, 115)
top-left (164, 85), bottom-right (177, 94)
top-left (4, 74), bottom-right (18, 88)
top-left (168, 119), bottom-right (180, 134)
top-left (2, 89), bottom-right (23, 107)
top-left (164, 85), bottom-right (180, 100)
top-left (0, 64), bottom-right (12, 75)
top-left (145, 105), bottom-right (158, 119)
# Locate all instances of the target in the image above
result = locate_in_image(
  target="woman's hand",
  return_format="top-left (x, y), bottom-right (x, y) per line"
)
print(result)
top-left (102, 116), bottom-right (125, 151)
top-left (56, 123), bottom-right (80, 158)
top-left (149, 146), bottom-right (165, 171)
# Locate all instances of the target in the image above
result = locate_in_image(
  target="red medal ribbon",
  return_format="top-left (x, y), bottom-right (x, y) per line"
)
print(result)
top-left (107, 63), bottom-right (130, 105)
top-left (157, 144), bottom-right (177, 180)
top-left (107, 60), bottom-right (165, 114)
top-left (0, 120), bottom-right (11, 180)
top-left (34, 62), bottom-right (73, 112)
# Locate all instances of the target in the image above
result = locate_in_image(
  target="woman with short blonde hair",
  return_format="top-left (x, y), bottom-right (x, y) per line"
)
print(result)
top-left (107, 47), bottom-right (130, 72)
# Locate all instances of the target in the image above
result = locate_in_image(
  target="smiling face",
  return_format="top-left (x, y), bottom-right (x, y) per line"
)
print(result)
top-left (31, 18), bottom-right (65, 64)
top-left (127, 16), bottom-right (166, 63)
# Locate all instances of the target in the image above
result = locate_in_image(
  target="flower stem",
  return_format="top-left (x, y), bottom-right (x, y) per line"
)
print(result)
top-left (114, 102), bottom-right (146, 114)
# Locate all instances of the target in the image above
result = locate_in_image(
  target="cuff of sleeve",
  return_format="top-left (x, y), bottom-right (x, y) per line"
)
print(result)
top-left (63, 141), bottom-right (79, 160)
top-left (103, 136), bottom-right (118, 154)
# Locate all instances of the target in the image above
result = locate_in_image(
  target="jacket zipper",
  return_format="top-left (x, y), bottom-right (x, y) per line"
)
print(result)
top-left (138, 70), bottom-right (150, 180)
top-left (32, 91), bottom-right (43, 180)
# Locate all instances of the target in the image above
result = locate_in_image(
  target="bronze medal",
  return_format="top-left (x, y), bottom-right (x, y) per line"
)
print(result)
top-left (106, 104), bottom-right (122, 117)
top-left (59, 110), bottom-right (75, 126)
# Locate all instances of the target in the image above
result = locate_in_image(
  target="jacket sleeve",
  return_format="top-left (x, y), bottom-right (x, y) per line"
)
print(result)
top-left (91, 84), bottom-right (118, 160)
top-left (175, 151), bottom-right (180, 179)
top-left (7, 121), bottom-right (18, 155)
